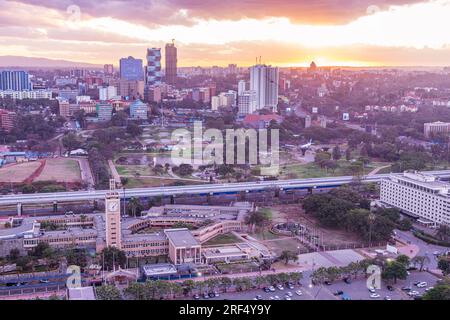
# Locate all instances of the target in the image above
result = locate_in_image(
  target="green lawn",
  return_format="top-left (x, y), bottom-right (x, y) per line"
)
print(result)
top-left (203, 233), bottom-right (243, 246)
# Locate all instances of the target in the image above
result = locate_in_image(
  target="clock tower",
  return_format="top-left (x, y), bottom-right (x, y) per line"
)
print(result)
top-left (105, 179), bottom-right (122, 249)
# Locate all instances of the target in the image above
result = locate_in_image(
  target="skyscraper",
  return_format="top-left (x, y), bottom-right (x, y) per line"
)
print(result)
top-left (0, 71), bottom-right (32, 91)
top-left (104, 64), bottom-right (114, 75)
top-left (145, 48), bottom-right (162, 86)
top-left (249, 64), bottom-right (279, 112)
top-left (165, 41), bottom-right (177, 85)
top-left (119, 56), bottom-right (144, 81)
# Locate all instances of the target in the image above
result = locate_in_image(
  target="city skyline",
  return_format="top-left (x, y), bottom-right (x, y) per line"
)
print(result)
top-left (2, 0), bottom-right (450, 67)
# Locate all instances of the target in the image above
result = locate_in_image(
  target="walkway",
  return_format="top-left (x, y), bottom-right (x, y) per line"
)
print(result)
top-left (108, 160), bottom-right (122, 187)
top-left (367, 165), bottom-right (391, 176)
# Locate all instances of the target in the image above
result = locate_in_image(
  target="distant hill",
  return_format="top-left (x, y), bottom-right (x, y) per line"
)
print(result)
top-left (0, 56), bottom-right (102, 69)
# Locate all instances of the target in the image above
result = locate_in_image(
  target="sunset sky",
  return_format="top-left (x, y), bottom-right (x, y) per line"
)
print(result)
top-left (2, 0), bottom-right (450, 67)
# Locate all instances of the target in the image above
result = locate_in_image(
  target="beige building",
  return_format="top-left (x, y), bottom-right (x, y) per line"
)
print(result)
top-left (105, 181), bottom-right (122, 249)
top-left (424, 121), bottom-right (450, 138)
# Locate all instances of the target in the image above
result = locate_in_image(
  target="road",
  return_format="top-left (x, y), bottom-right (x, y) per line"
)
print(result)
top-left (1, 170), bottom-right (450, 206)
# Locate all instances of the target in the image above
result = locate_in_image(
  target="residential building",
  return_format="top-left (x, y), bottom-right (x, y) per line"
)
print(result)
top-left (59, 101), bottom-right (71, 119)
top-left (165, 41), bottom-right (177, 85)
top-left (380, 172), bottom-right (450, 226)
top-left (119, 56), bottom-right (144, 81)
top-left (249, 64), bottom-right (279, 112)
top-left (0, 90), bottom-right (52, 100)
top-left (99, 86), bottom-right (118, 101)
top-left (0, 109), bottom-right (17, 132)
top-left (238, 90), bottom-right (257, 115)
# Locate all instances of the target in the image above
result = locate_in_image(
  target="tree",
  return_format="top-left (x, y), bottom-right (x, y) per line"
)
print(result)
top-left (396, 255), bottom-right (410, 267)
top-left (218, 277), bottom-right (232, 293)
top-left (182, 280), bottom-right (196, 296)
top-left (411, 255), bottom-right (430, 272)
top-left (345, 148), bottom-right (352, 161)
top-left (438, 258), bottom-right (450, 276)
top-left (62, 132), bottom-right (82, 154)
top-left (126, 123), bottom-right (143, 137)
top-left (279, 250), bottom-right (298, 265)
top-left (314, 152), bottom-right (332, 168)
top-left (127, 197), bottom-right (144, 217)
top-left (423, 281), bottom-right (450, 300)
top-left (7, 248), bottom-right (21, 262)
top-left (244, 210), bottom-right (270, 231)
top-left (382, 261), bottom-right (408, 283)
top-left (332, 145), bottom-right (341, 160)
top-left (96, 285), bottom-right (122, 300)
top-left (435, 225), bottom-right (450, 242)
top-left (101, 247), bottom-right (127, 270)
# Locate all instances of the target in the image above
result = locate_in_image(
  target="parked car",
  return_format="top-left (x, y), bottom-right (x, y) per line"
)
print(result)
top-left (417, 282), bottom-right (427, 288)
top-left (334, 290), bottom-right (344, 296)
top-left (387, 285), bottom-right (395, 291)
top-left (368, 287), bottom-right (376, 293)
top-left (295, 290), bottom-right (303, 296)
top-left (193, 294), bottom-right (200, 300)
top-left (384, 296), bottom-right (392, 300)
top-left (268, 286), bottom-right (276, 292)
top-left (370, 293), bottom-right (381, 299)
top-left (255, 295), bottom-right (263, 300)
top-left (401, 286), bottom-right (412, 291)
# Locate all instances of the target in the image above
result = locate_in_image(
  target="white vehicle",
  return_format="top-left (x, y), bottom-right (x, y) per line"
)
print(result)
top-left (425, 287), bottom-right (434, 292)
top-left (370, 293), bottom-right (381, 299)
top-left (285, 296), bottom-right (292, 301)
top-left (268, 286), bottom-right (276, 292)
top-left (384, 296), bottom-right (392, 300)
top-left (286, 292), bottom-right (293, 297)
top-left (368, 287), bottom-right (376, 293)
top-left (276, 284), bottom-right (284, 290)
top-left (296, 290), bottom-right (303, 296)
top-left (408, 291), bottom-right (420, 296)
top-left (269, 296), bottom-right (274, 300)
top-left (274, 295), bottom-right (280, 300)
top-left (417, 282), bottom-right (427, 288)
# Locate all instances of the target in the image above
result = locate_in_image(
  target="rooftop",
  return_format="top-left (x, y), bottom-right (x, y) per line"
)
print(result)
top-left (164, 228), bottom-right (200, 248)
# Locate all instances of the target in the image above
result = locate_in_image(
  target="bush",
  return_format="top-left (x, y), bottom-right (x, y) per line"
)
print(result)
top-left (413, 231), bottom-right (450, 247)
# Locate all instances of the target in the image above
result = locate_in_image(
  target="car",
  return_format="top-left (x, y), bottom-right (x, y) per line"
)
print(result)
top-left (370, 293), bottom-right (381, 299)
top-left (384, 296), bottom-right (392, 300)
top-left (276, 284), bottom-right (284, 290)
top-left (401, 286), bottom-right (412, 291)
top-left (324, 281), bottom-right (332, 286)
top-left (214, 292), bottom-right (220, 297)
top-left (425, 287), bottom-right (434, 292)
top-left (208, 292), bottom-right (215, 298)
top-left (274, 295), bottom-right (280, 300)
top-left (368, 287), bottom-right (376, 293)
top-left (269, 296), bottom-right (274, 300)
top-left (287, 283), bottom-right (294, 290)
top-left (39, 279), bottom-right (49, 284)
top-left (433, 251), bottom-right (441, 256)
top-left (193, 294), bottom-right (200, 300)
top-left (334, 290), bottom-right (344, 296)
top-left (285, 296), bottom-right (292, 301)
top-left (387, 285), bottom-right (395, 291)
top-left (263, 287), bottom-right (270, 293)
top-left (413, 281), bottom-right (421, 286)
top-left (343, 278), bottom-right (352, 284)
top-left (295, 290), bottom-right (303, 296)
top-left (417, 282), bottom-right (427, 288)
top-left (408, 290), bottom-right (420, 296)
top-left (203, 293), bottom-right (209, 299)
top-left (255, 295), bottom-right (263, 300)
top-left (268, 286), bottom-right (276, 292)
top-left (297, 280), bottom-right (303, 286)
top-left (286, 292), bottom-right (293, 297)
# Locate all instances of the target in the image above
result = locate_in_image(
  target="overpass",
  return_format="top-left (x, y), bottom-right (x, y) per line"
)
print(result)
top-left (2, 170), bottom-right (450, 208)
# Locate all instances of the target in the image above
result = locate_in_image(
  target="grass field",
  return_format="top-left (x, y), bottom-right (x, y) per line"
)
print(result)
top-left (264, 238), bottom-right (305, 255)
top-left (0, 161), bottom-right (42, 183)
top-left (34, 158), bottom-right (81, 183)
top-left (203, 233), bottom-right (243, 246)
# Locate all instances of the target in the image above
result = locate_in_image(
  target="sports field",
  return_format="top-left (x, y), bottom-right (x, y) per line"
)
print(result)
top-left (34, 158), bottom-right (81, 183)
top-left (0, 161), bottom-right (42, 183)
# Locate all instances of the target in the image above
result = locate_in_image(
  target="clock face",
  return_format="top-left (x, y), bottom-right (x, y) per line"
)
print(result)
top-left (108, 201), bottom-right (119, 212)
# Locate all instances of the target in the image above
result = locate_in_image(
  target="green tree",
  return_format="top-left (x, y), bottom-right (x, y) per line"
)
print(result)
top-left (382, 261), bottom-right (408, 283)
top-left (96, 285), bottom-right (122, 300)
top-left (423, 280), bottom-right (450, 300)
top-left (332, 145), bottom-right (341, 160)
top-left (100, 247), bottom-right (127, 270)
top-left (411, 255), bottom-right (430, 272)
top-left (279, 250), bottom-right (299, 265)
top-left (396, 254), bottom-right (411, 267)
top-left (438, 258), bottom-right (450, 276)
top-left (62, 132), bottom-right (82, 154)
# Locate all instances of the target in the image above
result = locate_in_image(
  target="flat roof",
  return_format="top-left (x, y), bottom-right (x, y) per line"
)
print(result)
top-left (164, 228), bottom-right (200, 248)
top-left (68, 286), bottom-right (96, 300)
top-left (142, 263), bottom-right (177, 276)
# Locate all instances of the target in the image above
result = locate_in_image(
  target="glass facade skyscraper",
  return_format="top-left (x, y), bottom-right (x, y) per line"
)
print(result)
top-left (119, 56), bottom-right (144, 81)
top-left (0, 71), bottom-right (32, 91)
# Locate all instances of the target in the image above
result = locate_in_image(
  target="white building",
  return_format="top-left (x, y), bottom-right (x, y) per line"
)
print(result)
top-left (0, 90), bottom-right (52, 100)
top-left (238, 80), bottom-right (246, 95)
top-left (249, 64), bottom-right (279, 112)
top-left (211, 96), bottom-right (220, 111)
top-left (380, 172), bottom-right (450, 226)
top-left (99, 86), bottom-right (118, 101)
top-left (238, 90), bottom-right (257, 115)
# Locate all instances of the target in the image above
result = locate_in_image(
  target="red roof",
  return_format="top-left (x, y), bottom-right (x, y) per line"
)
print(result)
top-left (243, 114), bottom-right (282, 124)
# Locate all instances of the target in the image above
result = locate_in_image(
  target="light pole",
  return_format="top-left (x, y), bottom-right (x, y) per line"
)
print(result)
top-left (369, 213), bottom-right (376, 248)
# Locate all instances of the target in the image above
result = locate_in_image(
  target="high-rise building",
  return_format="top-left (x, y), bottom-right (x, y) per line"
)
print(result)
top-left (0, 71), bottom-right (32, 91)
top-left (211, 96), bottom-right (220, 111)
top-left (238, 80), bottom-right (246, 96)
top-left (59, 101), bottom-right (71, 119)
top-left (165, 41), bottom-right (177, 85)
top-left (105, 180), bottom-right (122, 249)
top-left (130, 99), bottom-right (148, 119)
top-left (104, 64), bottom-right (114, 75)
top-left (118, 80), bottom-right (144, 99)
top-left (145, 48), bottom-right (162, 86)
top-left (238, 90), bottom-right (257, 115)
top-left (305, 115), bottom-right (312, 128)
top-left (249, 64), bottom-right (279, 112)
top-left (120, 56), bottom-right (144, 81)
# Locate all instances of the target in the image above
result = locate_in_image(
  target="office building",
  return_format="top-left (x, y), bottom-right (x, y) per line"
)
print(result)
top-left (99, 86), bottom-right (118, 101)
top-left (120, 56), bottom-right (144, 81)
top-left (130, 99), bottom-right (148, 120)
top-left (380, 172), bottom-right (450, 226)
top-left (211, 96), bottom-right (220, 111)
top-left (145, 48), bottom-right (162, 86)
top-left (165, 41), bottom-right (177, 85)
top-left (145, 85), bottom-right (162, 103)
top-left (0, 71), bottom-right (32, 91)
top-left (238, 90), bottom-right (257, 115)
top-left (238, 80), bottom-right (246, 95)
top-left (424, 121), bottom-right (450, 138)
top-left (104, 64), bottom-right (114, 75)
top-left (249, 64), bottom-right (279, 112)
top-left (0, 90), bottom-right (52, 100)
top-left (0, 109), bottom-right (17, 132)
top-left (96, 102), bottom-right (113, 122)
top-left (118, 80), bottom-right (144, 99)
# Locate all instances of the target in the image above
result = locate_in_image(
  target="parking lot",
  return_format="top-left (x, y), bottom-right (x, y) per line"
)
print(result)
top-left (195, 271), bottom-right (441, 301)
